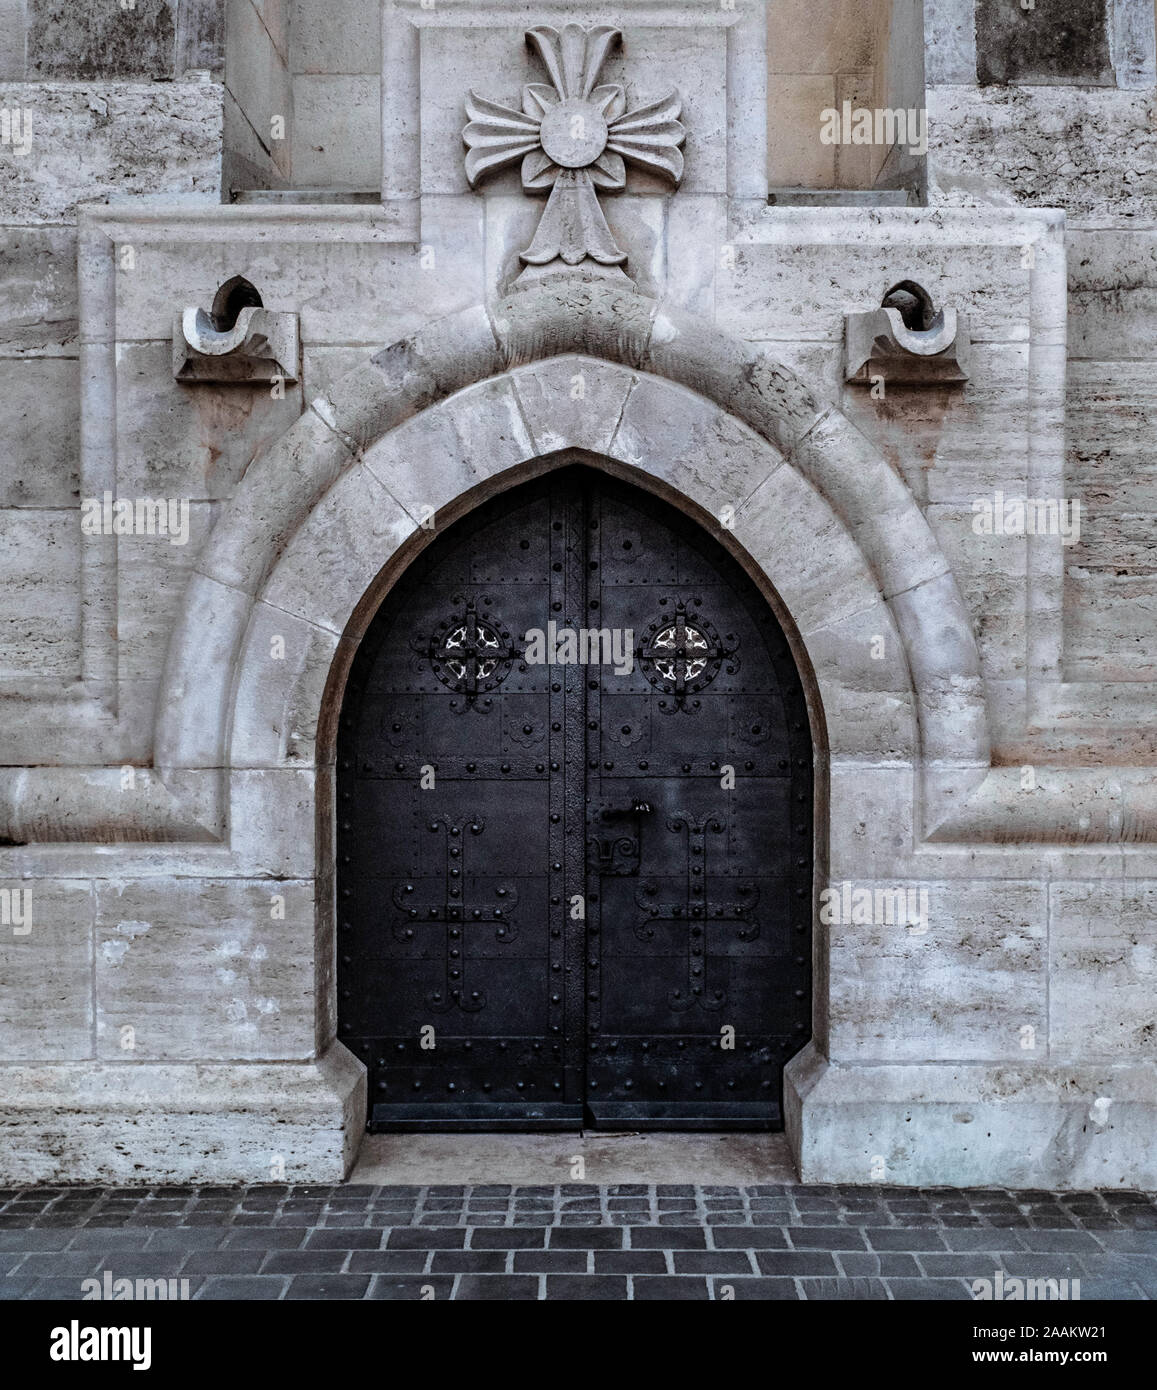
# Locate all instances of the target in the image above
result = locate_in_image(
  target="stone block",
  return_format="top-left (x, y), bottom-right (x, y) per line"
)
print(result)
top-left (28, 0), bottom-right (178, 80)
top-left (115, 502), bottom-right (218, 683)
top-left (260, 465), bottom-right (415, 635)
top-left (229, 769), bottom-right (317, 879)
top-left (0, 226), bottom-right (77, 354)
top-left (0, 508), bottom-right (80, 682)
top-left (1051, 881), bottom-right (1157, 1058)
top-left (0, 877), bottom-right (92, 1060)
top-left (609, 367), bottom-right (781, 519)
top-left (116, 340), bottom-right (304, 500)
top-left (718, 228), bottom-right (1033, 345)
top-left (736, 465), bottom-right (882, 637)
top-left (229, 603), bottom-right (344, 769)
top-left (927, 86), bottom-right (1157, 220)
top-left (94, 877), bottom-right (315, 1060)
top-left (804, 602), bottom-right (918, 763)
top-left (292, 74), bottom-right (381, 188)
top-left (291, 0), bottom-right (380, 75)
top-left (975, 0), bottom-right (1112, 87)
top-left (827, 879), bottom-right (1047, 1062)
top-left (0, 1045), bottom-right (366, 1183)
top-left (0, 81), bottom-right (222, 223)
top-left (0, 357), bottom-right (79, 506)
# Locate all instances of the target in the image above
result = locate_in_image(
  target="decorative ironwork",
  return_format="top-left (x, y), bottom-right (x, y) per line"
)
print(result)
top-left (462, 24), bottom-right (686, 274)
top-left (639, 601), bottom-right (735, 705)
top-left (392, 817), bottom-right (519, 1014)
top-left (635, 816), bottom-right (760, 1013)
top-left (425, 595), bottom-right (514, 701)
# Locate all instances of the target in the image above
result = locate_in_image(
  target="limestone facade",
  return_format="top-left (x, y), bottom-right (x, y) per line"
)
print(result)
top-left (0, 0), bottom-right (1155, 1187)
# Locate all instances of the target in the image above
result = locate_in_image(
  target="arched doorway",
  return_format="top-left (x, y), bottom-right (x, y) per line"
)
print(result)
top-left (336, 465), bottom-right (813, 1133)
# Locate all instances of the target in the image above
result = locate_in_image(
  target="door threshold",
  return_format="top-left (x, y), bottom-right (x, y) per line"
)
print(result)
top-left (349, 1131), bottom-right (798, 1187)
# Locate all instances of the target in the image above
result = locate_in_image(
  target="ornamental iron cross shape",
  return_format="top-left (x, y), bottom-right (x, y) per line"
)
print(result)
top-left (463, 24), bottom-right (686, 275)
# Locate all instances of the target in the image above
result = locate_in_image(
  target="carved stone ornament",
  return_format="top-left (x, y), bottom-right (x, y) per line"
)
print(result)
top-left (463, 24), bottom-right (686, 276)
top-left (845, 280), bottom-right (970, 385)
top-left (173, 276), bottom-right (299, 384)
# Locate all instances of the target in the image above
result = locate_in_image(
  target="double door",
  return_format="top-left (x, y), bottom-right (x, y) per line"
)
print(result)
top-left (337, 467), bottom-right (812, 1130)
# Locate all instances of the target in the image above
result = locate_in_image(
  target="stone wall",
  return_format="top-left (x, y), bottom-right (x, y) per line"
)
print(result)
top-left (0, 0), bottom-right (1155, 1187)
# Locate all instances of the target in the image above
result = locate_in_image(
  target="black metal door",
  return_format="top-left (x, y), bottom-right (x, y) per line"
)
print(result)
top-left (337, 466), bottom-right (812, 1132)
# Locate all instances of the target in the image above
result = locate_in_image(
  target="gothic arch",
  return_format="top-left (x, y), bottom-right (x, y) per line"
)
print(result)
top-left (156, 280), bottom-right (985, 812)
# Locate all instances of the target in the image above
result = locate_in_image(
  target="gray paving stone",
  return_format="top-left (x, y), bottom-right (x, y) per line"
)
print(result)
top-left (513, 1250), bottom-right (587, 1273)
top-left (549, 1227), bottom-right (623, 1249)
top-left (385, 1228), bottom-right (464, 1249)
top-left (368, 1276), bottom-right (455, 1300)
top-left (714, 1277), bottom-right (802, 1299)
top-left (800, 1277), bottom-right (889, 1299)
top-left (755, 1250), bottom-right (839, 1276)
top-left (196, 1276), bottom-right (287, 1300)
top-left (886, 1278), bottom-right (974, 1299)
top-left (285, 1274), bottom-right (372, 1300)
top-left (455, 1275), bottom-right (540, 1300)
top-left (790, 1227), bottom-right (867, 1250)
top-left (633, 1276), bottom-right (710, 1299)
top-left (470, 1228), bottom-right (545, 1249)
top-left (348, 1250), bottom-right (428, 1274)
top-left (867, 1229), bottom-right (948, 1251)
top-left (629, 1225), bottom-right (706, 1249)
top-left (545, 1275), bottom-right (628, 1300)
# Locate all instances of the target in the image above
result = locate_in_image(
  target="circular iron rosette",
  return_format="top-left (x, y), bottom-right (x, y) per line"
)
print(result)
top-left (426, 595), bottom-right (514, 700)
top-left (638, 602), bottom-right (736, 703)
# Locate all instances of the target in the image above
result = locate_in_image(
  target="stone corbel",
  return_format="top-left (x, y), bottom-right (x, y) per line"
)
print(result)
top-left (845, 280), bottom-right (969, 385)
top-left (173, 276), bottom-right (299, 384)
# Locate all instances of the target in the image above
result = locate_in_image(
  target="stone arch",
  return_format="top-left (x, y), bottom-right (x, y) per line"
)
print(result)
top-left (149, 279), bottom-right (986, 1163)
top-left (157, 281), bottom-right (985, 825)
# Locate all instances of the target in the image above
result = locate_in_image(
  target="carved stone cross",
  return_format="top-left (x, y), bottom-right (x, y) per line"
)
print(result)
top-left (463, 24), bottom-right (686, 276)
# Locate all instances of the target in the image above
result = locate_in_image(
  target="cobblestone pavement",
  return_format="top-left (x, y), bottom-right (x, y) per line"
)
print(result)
top-left (1, 1185), bottom-right (1155, 1300)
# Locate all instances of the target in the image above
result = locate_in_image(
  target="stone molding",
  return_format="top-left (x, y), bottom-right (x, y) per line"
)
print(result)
top-left (150, 279), bottom-right (983, 841)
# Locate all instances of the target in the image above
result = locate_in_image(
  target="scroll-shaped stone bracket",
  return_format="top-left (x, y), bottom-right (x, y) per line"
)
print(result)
top-left (845, 280), bottom-right (970, 385)
top-left (173, 276), bottom-right (299, 384)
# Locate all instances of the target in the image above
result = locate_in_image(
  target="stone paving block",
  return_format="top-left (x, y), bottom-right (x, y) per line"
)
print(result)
top-left (629, 1226), bottom-right (706, 1249)
top-left (715, 1278), bottom-right (803, 1300)
top-left (455, 1275), bottom-right (539, 1300)
top-left (512, 1251), bottom-right (587, 1273)
top-left (196, 1276), bottom-right (287, 1299)
top-left (755, 1251), bottom-right (840, 1276)
top-left (545, 1275), bottom-right (629, 1301)
top-left (633, 1276), bottom-right (711, 1299)
top-left (549, 1227), bottom-right (624, 1249)
top-left (368, 1276), bottom-right (456, 1300)
top-left (285, 1274), bottom-right (371, 1300)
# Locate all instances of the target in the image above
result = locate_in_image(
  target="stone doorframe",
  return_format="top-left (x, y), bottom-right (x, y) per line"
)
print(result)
top-left (152, 277), bottom-right (981, 1179)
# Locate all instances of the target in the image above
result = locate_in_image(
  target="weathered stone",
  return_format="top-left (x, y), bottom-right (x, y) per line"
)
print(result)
top-left (94, 877), bottom-right (315, 1060)
top-left (0, 81), bottom-right (222, 222)
top-left (0, 878), bottom-right (93, 1061)
top-left (975, 0), bottom-right (1112, 88)
top-left (28, 0), bottom-right (178, 81)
